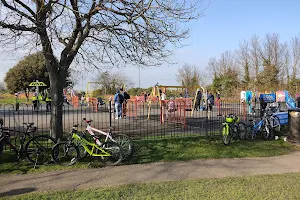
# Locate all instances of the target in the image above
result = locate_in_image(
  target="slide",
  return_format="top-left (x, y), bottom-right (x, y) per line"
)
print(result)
top-left (284, 90), bottom-right (297, 109)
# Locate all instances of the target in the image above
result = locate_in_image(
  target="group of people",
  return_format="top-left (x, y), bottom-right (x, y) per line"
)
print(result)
top-left (14, 89), bottom-right (52, 113)
top-left (194, 91), bottom-right (218, 112)
top-left (31, 89), bottom-right (52, 112)
top-left (114, 88), bottom-right (130, 119)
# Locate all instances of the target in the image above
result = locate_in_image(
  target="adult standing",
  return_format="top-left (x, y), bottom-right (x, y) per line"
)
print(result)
top-left (14, 93), bottom-right (19, 113)
top-left (194, 90), bottom-right (202, 111)
top-left (121, 88), bottom-right (130, 118)
top-left (259, 95), bottom-right (268, 118)
top-left (114, 90), bottom-right (124, 119)
top-left (207, 91), bottom-right (215, 112)
top-left (45, 89), bottom-right (52, 112)
top-left (32, 92), bottom-right (38, 111)
top-left (161, 91), bottom-right (166, 100)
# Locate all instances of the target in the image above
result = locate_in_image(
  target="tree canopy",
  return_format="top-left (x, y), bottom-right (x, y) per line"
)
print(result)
top-left (4, 52), bottom-right (49, 93)
top-left (4, 52), bottom-right (73, 94)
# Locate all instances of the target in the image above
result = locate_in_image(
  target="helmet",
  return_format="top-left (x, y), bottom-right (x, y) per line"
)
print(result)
top-left (225, 117), bottom-right (234, 123)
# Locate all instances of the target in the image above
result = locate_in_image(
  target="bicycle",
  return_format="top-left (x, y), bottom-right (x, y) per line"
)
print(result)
top-left (0, 118), bottom-right (56, 168)
top-left (52, 125), bottom-right (122, 166)
top-left (246, 110), bottom-right (280, 140)
top-left (220, 114), bottom-right (246, 145)
top-left (77, 118), bottom-right (133, 161)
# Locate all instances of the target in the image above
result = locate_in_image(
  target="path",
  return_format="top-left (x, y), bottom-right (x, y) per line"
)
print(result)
top-left (1, 151), bottom-right (300, 197)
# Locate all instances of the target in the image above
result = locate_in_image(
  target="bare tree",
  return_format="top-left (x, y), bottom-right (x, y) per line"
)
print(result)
top-left (176, 64), bottom-right (202, 88)
top-left (0, 0), bottom-right (205, 139)
top-left (237, 40), bottom-right (250, 87)
top-left (207, 57), bottom-right (219, 77)
top-left (249, 35), bottom-right (261, 79)
top-left (290, 35), bottom-right (300, 81)
top-left (96, 71), bottom-right (133, 94)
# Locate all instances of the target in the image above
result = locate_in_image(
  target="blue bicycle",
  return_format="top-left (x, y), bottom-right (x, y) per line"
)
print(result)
top-left (246, 110), bottom-right (280, 140)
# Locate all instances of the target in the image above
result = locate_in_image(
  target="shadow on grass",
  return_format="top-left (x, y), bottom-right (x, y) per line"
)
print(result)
top-left (0, 188), bottom-right (36, 198)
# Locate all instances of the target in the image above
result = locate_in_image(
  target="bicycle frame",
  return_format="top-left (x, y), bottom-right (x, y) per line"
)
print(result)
top-left (72, 133), bottom-right (111, 157)
top-left (253, 120), bottom-right (264, 133)
top-left (1, 126), bottom-right (34, 155)
top-left (85, 124), bottom-right (116, 145)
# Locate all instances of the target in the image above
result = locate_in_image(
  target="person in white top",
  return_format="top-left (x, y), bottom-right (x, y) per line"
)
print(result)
top-left (161, 92), bottom-right (166, 100)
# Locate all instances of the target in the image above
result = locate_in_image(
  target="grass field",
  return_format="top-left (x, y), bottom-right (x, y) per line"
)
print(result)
top-left (8, 172), bottom-right (300, 200)
top-left (0, 136), bottom-right (298, 174)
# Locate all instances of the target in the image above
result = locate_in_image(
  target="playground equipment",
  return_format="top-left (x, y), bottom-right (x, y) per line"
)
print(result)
top-left (147, 85), bottom-right (194, 120)
top-left (86, 82), bottom-right (102, 97)
top-left (190, 87), bottom-right (206, 117)
top-left (29, 80), bottom-right (47, 97)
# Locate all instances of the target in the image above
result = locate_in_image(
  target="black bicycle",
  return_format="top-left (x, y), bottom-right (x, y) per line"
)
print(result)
top-left (0, 118), bottom-right (56, 168)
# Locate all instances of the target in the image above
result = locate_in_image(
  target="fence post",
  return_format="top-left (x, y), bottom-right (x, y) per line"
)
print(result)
top-left (109, 99), bottom-right (112, 127)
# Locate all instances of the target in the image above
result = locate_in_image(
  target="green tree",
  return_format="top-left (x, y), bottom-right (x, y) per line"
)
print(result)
top-left (4, 52), bottom-right (50, 99)
top-left (4, 52), bottom-right (73, 99)
top-left (257, 59), bottom-right (279, 92)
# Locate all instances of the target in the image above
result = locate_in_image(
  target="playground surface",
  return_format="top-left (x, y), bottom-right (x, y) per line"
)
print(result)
top-left (1, 150), bottom-right (300, 197)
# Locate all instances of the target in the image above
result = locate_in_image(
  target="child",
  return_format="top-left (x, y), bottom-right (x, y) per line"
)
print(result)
top-left (167, 97), bottom-right (176, 120)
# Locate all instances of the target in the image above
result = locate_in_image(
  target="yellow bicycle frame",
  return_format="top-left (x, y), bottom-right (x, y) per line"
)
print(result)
top-left (72, 133), bottom-right (111, 157)
top-left (222, 122), bottom-right (229, 135)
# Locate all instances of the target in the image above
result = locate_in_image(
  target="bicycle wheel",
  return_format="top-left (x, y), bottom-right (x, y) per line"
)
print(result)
top-left (262, 124), bottom-right (273, 140)
top-left (112, 134), bottom-right (133, 160)
top-left (261, 124), bottom-right (270, 139)
top-left (271, 116), bottom-right (281, 133)
top-left (25, 135), bottom-right (56, 165)
top-left (220, 124), bottom-right (232, 145)
top-left (52, 142), bottom-right (79, 166)
top-left (99, 141), bottom-right (122, 166)
top-left (246, 125), bottom-right (255, 140)
top-left (237, 122), bottom-right (246, 140)
top-left (70, 135), bottom-right (87, 160)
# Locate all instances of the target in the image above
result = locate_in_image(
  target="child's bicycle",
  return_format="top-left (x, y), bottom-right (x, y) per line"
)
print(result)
top-left (246, 109), bottom-right (281, 140)
top-left (51, 125), bottom-right (122, 166)
top-left (220, 114), bottom-right (246, 145)
top-left (77, 118), bottom-right (133, 161)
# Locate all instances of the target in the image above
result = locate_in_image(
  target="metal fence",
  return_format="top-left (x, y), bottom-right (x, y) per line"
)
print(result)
top-left (0, 98), bottom-right (263, 145)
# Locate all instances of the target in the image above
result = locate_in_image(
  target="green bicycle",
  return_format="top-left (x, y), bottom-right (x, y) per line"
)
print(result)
top-left (220, 114), bottom-right (246, 145)
top-left (52, 125), bottom-right (123, 166)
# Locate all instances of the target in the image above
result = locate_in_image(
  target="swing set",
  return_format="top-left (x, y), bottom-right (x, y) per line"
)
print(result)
top-left (146, 85), bottom-right (206, 126)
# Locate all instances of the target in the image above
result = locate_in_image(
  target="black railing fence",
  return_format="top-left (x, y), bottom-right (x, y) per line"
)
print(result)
top-left (1, 98), bottom-right (262, 146)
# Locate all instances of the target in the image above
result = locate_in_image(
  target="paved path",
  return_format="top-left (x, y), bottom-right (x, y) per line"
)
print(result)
top-left (1, 151), bottom-right (300, 197)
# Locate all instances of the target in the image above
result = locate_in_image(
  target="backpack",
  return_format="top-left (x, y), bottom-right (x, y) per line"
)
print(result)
top-left (117, 93), bottom-right (124, 103)
top-left (124, 92), bottom-right (130, 100)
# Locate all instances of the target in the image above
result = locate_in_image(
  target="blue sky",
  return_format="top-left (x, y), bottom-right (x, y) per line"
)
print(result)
top-left (108, 0), bottom-right (300, 89)
top-left (1, 0), bottom-right (300, 90)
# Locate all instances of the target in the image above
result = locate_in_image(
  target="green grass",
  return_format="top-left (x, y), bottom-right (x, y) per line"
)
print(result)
top-left (7, 172), bottom-right (300, 199)
top-left (128, 136), bottom-right (300, 164)
top-left (0, 136), bottom-right (299, 174)
top-left (0, 97), bottom-right (28, 105)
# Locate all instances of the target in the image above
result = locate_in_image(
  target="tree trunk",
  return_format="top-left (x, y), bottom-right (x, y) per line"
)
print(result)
top-left (49, 69), bottom-right (66, 140)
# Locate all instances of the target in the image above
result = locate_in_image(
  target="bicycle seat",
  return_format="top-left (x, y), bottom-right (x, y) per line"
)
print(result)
top-left (23, 122), bottom-right (34, 127)
top-left (85, 119), bottom-right (92, 123)
top-left (248, 119), bottom-right (254, 122)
